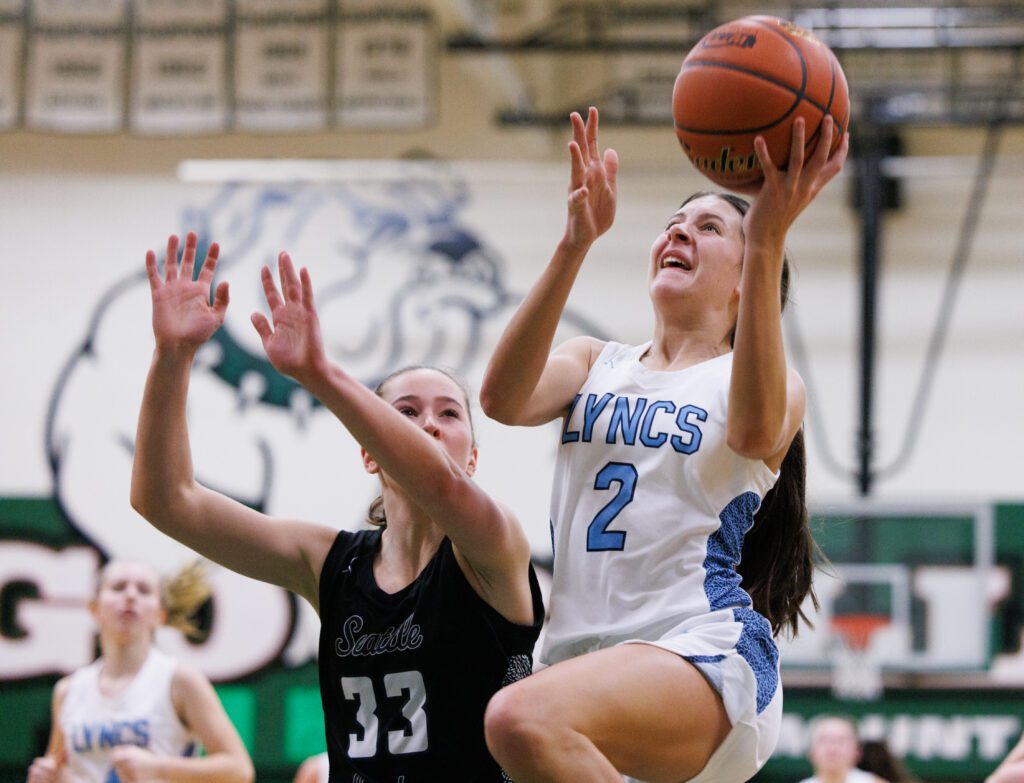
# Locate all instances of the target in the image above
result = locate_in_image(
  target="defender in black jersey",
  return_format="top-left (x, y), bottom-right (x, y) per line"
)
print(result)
top-left (320, 530), bottom-right (542, 782)
top-left (132, 240), bottom-right (543, 783)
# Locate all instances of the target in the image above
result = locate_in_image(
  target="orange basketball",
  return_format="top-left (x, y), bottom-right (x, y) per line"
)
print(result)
top-left (672, 15), bottom-right (849, 188)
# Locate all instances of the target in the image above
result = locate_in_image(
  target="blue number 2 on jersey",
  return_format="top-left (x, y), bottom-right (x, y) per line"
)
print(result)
top-left (586, 462), bottom-right (638, 551)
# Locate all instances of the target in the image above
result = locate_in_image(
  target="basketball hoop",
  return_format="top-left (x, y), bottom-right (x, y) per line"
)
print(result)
top-left (829, 614), bottom-right (888, 701)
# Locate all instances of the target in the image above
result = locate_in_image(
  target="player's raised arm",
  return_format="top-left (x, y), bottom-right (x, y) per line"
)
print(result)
top-left (130, 233), bottom-right (334, 607)
top-left (728, 117), bottom-right (847, 469)
top-left (480, 107), bottom-right (614, 427)
top-left (251, 254), bottom-right (534, 621)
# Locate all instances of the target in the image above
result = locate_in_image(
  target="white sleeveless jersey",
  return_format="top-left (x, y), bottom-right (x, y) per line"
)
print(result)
top-left (542, 341), bottom-right (780, 665)
top-left (799, 768), bottom-right (878, 783)
top-left (60, 648), bottom-right (196, 783)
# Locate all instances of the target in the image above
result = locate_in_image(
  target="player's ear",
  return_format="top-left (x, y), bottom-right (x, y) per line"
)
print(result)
top-left (361, 447), bottom-right (380, 475)
top-left (465, 447), bottom-right (479, 477)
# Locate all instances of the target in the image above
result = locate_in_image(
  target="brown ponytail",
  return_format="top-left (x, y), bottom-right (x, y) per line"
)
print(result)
top-left (737, 428), bottom-right (819, 636)
top-left (681, 191), bottom-right (819, 637)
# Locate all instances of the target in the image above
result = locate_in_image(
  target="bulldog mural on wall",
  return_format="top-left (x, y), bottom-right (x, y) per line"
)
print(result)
top-left (41, 169), bottom-right (602, 680)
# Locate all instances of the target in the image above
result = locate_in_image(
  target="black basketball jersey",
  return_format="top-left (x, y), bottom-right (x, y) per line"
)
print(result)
top-left (318, 528), bottom-right (544, 783)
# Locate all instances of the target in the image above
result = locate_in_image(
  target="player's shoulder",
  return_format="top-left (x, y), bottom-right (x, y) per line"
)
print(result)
top-left (52, 672), bottom-right (75, 701)
top-left (170, 659), bottom-right (213, 694)
top-left (552, 335), bottom-right (606, 364)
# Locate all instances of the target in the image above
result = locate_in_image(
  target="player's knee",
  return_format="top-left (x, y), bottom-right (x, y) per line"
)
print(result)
top-left (485, 682), bottom-right (548, 760)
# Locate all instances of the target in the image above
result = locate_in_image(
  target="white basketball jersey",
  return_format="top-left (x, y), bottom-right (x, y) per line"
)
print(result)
top-left (541, 341), bottom-right (779, 664)
top-left (60, 648), bottom-right (196, 783)
top-left (799, 768), bottom-right (878, 783)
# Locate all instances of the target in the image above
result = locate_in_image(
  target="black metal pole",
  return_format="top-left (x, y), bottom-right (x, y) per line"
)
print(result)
top-left (857, 125), bottom-right (885, 497)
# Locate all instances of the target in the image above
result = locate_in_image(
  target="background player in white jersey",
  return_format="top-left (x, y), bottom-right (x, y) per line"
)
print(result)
top-left (130, 235), bottom-right (542, 780)
top-left (798, 716), bottom-right (888, 783)
top-left (26, 560), bottom-right (253, 783)
top-left (481, 106), bottom-right (847, 782)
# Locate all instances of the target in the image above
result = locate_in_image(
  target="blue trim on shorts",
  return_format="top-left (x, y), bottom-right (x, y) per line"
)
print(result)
top-left (702, 492), bottom-right (779, 714)
top-left (686, 654), bottom-right (726, 663)
top-left (733, 607), bottom-right (779, 713)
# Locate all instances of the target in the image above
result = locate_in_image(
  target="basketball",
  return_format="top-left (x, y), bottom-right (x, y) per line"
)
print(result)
top-left (672, 15), bottom-right (850, 188)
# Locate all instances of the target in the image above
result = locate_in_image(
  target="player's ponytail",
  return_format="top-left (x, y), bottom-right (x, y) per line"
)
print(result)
top-left (737, 428), bottom-right (819, 637)
top-left (162, 560), bottom-right (212, 641)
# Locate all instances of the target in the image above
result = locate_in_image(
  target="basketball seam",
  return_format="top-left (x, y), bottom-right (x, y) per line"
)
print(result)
top-left (674, 60), bottom-right (802, 134)
top-left (674, 16), bottom-right (848, 180)
top-left (747, 16), bottom-right (809, 96)
top-left (675, 60), bottom-right (843, 136)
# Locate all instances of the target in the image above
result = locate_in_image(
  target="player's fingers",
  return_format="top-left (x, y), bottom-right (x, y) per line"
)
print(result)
top-left (260, 264), bottom-right (283, 311)
top-left (212, 280), bottom-right (230, 318)
top-left (809, 116), bottom-right (834, 172)
top-left (251, 311), bottom-right (272, 344)
top-left (604, 148), bottom-right (619, 191)
top-left (585, 106), bottom-right (600, 162)
top-left (279, 251), bottom-right (301, 302)
top-left (570, 112), bottom-right (589, 164)
top-left (180, 231), bottom-right (198, 282)
top-left (569, 141), bottom-right (585, 190)
top-left (299, 266), bottom-right (315, 311)
top-left (164, 234), bottom-right (179, 281)
top-left (827, 126), bottom-right (850, 172)
top-left (568, 186), bottom-right (590, 214)
top-left (145, 250), bottom-right (161, 292)
top-left (788, 117), bottom-right (806, 177)
top-left (752, 136), bottom-right (777, 181)
top-left (197, 242), bottom-right (220, 285)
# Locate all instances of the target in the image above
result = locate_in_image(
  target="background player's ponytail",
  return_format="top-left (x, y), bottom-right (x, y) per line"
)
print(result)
top-left (683, 191), bottom-right (820, 637)
top-left (162, 560), bottom-right (212, 641)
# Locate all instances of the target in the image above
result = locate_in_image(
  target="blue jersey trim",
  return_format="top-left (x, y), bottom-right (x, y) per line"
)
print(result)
top-left (702, 492), bottom-right (758, 612)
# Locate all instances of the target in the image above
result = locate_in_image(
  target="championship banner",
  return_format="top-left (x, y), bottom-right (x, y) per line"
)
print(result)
top-left (31, 0), bottom-right (123, 27)
top-left (0, 19), bottom-right (21, 129)
top-left (134, 0), bottom-right (228, 28)
top-left (335, 8), bottom-right (436, 129)
top-left (25, 28), bottom-right (125, 132)
top-left (130, 0), bottom-right (228, 134)
top-left (25, 0), bottom-right (125, 132)
top-left (235, 9), bottom-right (329, 131)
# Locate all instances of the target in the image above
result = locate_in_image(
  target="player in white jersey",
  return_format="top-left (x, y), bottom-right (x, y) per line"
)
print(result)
top-left (798, 716), bottom-right (889, 783)
top-left (481, 106), bottom-right (846, 782)
top-left (26, 560), bottom-right (253, 783)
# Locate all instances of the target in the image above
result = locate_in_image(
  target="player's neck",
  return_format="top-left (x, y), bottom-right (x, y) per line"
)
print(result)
top-left (645, 322), bottom-right (731, 370)
top-left (817, 769), bottom-right (854, 783)
top-left (98, 636), bottom-right (152, 686)
top-left (375, 499), bottom-right (445, 592)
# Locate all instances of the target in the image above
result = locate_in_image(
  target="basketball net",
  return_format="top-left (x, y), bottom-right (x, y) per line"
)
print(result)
top-left (829, 614), bottom-right (888, 701)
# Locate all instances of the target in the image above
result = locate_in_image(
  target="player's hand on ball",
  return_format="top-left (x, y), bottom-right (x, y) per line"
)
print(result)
top-left (564, 106), bottom-right (619, 251)
top-left (251, 251), bottom-right (327, 384)
top-left (145, 232), bottom-right (229, 355)
top-left (110, 746), bottom-right (158, 783)
top-left (740, 116), bottom-right (849, 244)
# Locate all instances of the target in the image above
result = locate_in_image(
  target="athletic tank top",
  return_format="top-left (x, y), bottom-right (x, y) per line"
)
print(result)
top-left (799, 768), bottom-right (878, 783)
top-left (318, 528), bottom-right (544, 782)
top-left (59, 648), bottom-right (196, 783)
top-left (542, 341), bottom-right (779, 664)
